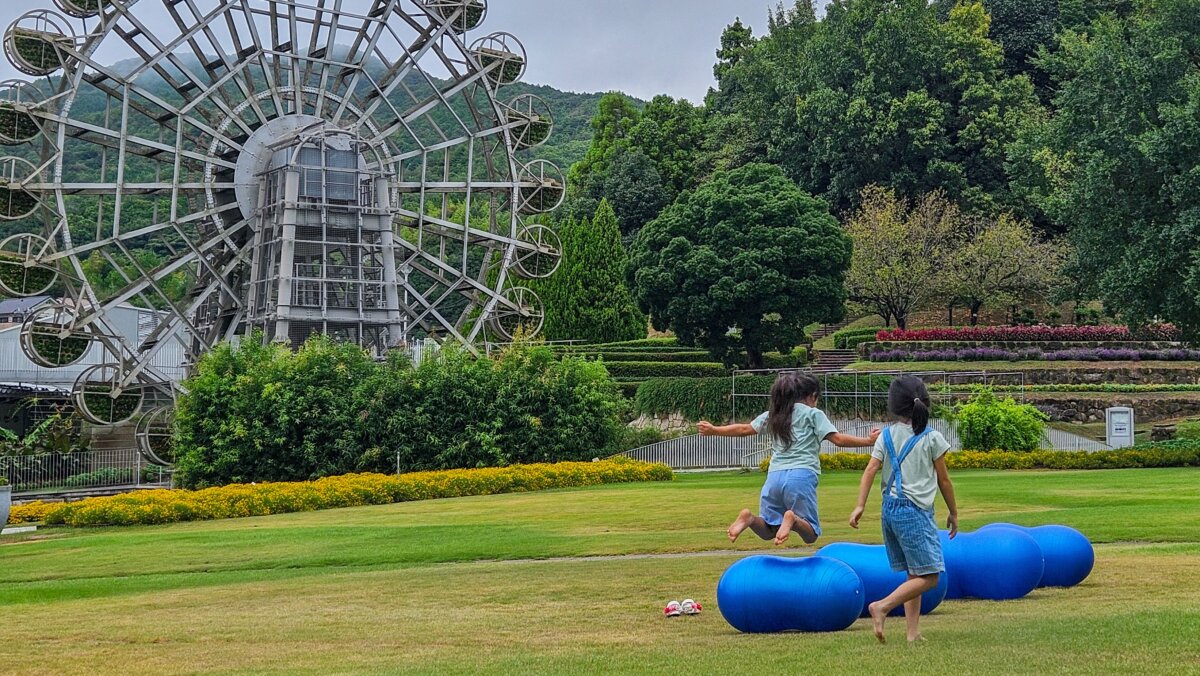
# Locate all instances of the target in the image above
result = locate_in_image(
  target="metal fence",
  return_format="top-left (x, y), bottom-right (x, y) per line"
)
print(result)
top-left (622, 417), bottom-right (1112, 471)
top-left (1, 448), bottom-right (171, 496)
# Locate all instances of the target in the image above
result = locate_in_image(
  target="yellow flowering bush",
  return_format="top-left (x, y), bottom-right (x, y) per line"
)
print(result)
top-left (7, 500), bottom-right (57, 524)
top-left (8, 458), bottom-right (673, 527)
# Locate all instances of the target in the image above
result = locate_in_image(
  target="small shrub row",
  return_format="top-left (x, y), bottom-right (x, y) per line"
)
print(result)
top-left (833, 326), bottom-right (883, 349)
top-left (800, 446), bottom-right (1200, 472)
top-left (868, 346), bottom-right (1200, 363)
top-left (8, 459), bottom-right (673, 527)
top-left (876, 324), bottom-right (1181, 343)
top-left (761, 347), bottom-right (809, 369)
top-left (864, 340), bottom-right (1180, 355)
top-left (584, 351), bottom-right (714, 363)
top-left (603, 361), bottom-right (730, 379)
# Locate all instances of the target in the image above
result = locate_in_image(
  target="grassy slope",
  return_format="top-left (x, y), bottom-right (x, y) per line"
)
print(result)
top-left (2, 470), bottom-right (1198, 673)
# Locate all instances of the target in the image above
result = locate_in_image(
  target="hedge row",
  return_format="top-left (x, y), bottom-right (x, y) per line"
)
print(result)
top-left (634, 375), bottom-right (893, 421)
top-left (604, 361), bottom-right (730, 379)
top-left (756, 446), bottom-right (1200, 472)
top-left (833, 326), bottom-right (883, 349)
top-left (6, 459), bottom-right (674, 527)
top-left (585, 351), bottom-right (714, 363)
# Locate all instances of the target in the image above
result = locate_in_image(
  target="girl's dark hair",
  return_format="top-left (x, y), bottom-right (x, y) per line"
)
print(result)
top-left (888, 375), bottom-right (931, 434)
top-left (767, 373), bottom-right (821, 444)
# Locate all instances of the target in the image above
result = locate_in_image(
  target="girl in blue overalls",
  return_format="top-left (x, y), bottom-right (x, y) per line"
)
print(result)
top-left (849, 375), bottom-right (960, 643)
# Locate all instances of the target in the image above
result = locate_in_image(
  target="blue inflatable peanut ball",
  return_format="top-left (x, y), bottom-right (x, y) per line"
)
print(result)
top-left (816, 542), bottom-right (948, 617)
top-left (940, 528), bottom-right (1044, 601)
top-left (716, 556), bottom-right (864, 633)
top-left (979, 523), bottom-right (1094, 588)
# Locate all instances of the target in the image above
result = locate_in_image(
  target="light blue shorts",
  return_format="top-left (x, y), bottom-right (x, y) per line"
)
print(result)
top-left (881, 495), bottom-right (944, 576)
top-left (759, 469), bottom-right (821, 537)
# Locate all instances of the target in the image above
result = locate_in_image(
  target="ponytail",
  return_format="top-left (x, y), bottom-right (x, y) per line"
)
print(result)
top-left (767, 373), bottom-right (820, 445)
top-left (888, 375), bottom-right (931, 434)
top-left (910, 396), bottom-right (929, 435)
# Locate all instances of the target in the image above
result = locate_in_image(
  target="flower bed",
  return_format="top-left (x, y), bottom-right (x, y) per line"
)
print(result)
top-left (6, 459), bottom-right (673, 527)
top-left (876, 324), bottom-right (1181, 342)
top-left (868, 346), bottom-right (1200, 363)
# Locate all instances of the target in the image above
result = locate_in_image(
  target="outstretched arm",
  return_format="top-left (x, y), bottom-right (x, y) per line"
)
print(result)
top-left (849, 457), bottom-right (883, 529)
top-left (934, 456), bottom-right (959, 537)
top-left (698, 421), bottom-right (758, 437)
top-left (826, 428), bottom-right (881, 449)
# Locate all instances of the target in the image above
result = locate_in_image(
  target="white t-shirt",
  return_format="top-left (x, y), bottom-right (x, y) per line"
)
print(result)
top-left (870, 424), bottom-right (951, 512)
top-left (751, 404), bottom-right (839, 475)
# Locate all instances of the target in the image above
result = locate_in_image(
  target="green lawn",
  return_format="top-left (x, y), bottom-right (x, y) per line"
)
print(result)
top-left (2, 469), bottom-right (1198, 673)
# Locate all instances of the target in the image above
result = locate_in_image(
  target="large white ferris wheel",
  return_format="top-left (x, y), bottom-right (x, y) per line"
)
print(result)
top-left (0, 1), bottom-right (564, 439)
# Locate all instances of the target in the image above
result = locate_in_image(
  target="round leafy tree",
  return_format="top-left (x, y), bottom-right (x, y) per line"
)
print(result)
top-left (629, 163), bottom-right (850, 367)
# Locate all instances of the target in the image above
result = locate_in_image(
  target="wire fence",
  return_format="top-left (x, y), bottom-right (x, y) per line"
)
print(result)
top-left (1, 448), bottom-right (172, 496)
top-left (622, 417), bottom-right (1112, 472)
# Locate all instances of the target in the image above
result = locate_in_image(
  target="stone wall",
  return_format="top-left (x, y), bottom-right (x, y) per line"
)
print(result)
top-left (630, 413), bottom-right (693, 435)
top-left (1027, 394), bottom-right (1200, 423)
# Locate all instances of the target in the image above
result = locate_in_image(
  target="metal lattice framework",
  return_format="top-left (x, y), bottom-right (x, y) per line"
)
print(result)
top-left (0, 0), bottom-right (563, 461)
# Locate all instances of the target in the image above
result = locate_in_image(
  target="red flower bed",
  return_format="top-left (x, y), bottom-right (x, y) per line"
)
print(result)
top-left (875, 324), bottom-right (1180, 342)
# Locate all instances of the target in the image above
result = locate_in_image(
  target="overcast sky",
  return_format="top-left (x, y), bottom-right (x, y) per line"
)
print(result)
top-left (0, 0), bottom-right (828, 102)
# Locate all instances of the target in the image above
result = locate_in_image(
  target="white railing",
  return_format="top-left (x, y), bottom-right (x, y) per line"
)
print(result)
top-left (1, 448), bottom-right (171, 496)
top-left (623, 417), bottom-right (1112, 471)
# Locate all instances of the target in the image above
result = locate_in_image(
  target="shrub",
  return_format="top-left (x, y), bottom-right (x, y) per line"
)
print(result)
top-left (10, 459), bottom-right (673, 527)
top-left (580, 351), bottom-right (713, 363)
top-left (953, 390), bottom-right (1047, 452)
top-left (833, 326), bottom-right (882, 349)
top-left (875, 324), bottom-right (1181, 342)
top-left (175, 337), bottom-right (629, 488)
top-left (1176, 421), bottom-right (1200, 441)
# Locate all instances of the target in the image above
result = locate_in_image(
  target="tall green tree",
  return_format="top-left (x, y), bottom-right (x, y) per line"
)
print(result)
top-left (628, 95), bottom-right (706, 198)
top-left (1009, 0), bottom-right (1200, 333)
top-left (629, 163), bottom-right (850, 367)
top-left (573, 148), bottom-right (670, 237)
top-left (566, 93), bottom-right (641, 197)
top-left (532, 201), bottom-right (646, 344)
top-left (787, 0), bottom-right (1039, 215)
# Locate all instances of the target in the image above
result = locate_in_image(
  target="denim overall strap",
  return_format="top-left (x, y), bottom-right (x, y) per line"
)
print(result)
top-left (882, 426), bottom-right (931, 500)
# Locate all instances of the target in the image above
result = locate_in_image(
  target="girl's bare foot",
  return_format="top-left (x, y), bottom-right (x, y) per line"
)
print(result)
top-left (774, 510), bottom-right (818, 545)
top-left (728, 509), bottom-right (755, 543)
top-left (868, 602), bottom-right (888, 644)
top-left (907, 634), bottom-right (926, 644)
top-left (774, 510), bottom-right (797, 545)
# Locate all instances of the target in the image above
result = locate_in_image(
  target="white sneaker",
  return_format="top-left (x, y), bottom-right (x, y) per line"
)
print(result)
top-left (681, 599), bottom-right (702, 615)
top-left (663, 600), bottom-right (682, 618)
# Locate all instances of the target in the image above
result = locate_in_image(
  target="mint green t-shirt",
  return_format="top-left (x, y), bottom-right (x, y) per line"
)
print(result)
top-left (751, 404), bottom-right (839, 475)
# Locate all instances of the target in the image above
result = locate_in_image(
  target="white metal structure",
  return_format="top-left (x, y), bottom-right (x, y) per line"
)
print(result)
top-left (0, 0), bottom-right (562, 440)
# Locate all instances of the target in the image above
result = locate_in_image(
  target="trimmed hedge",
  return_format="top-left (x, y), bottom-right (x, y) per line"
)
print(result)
top-left (811, 446), bottom-right (1200, 472)
top-left (604, 361), bottom-right (729, 379)
top-left (8, 459), bottom-right (674, 527)
top-left (761, 347), bottom-right (809, 369)
top-left (585, 351), bottom-right (714, 363)
top-left (635, 374), bottom-right (893, 422)
top-left (833, 326), bottom-right (882, 349)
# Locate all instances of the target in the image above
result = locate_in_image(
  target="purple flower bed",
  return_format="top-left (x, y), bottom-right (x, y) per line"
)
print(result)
top-left (869, 346), bottom-right (1200, 363)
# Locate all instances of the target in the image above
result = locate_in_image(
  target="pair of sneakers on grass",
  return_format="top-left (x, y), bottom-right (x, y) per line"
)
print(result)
top-left (663, 599), bottom-right (701, 617)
